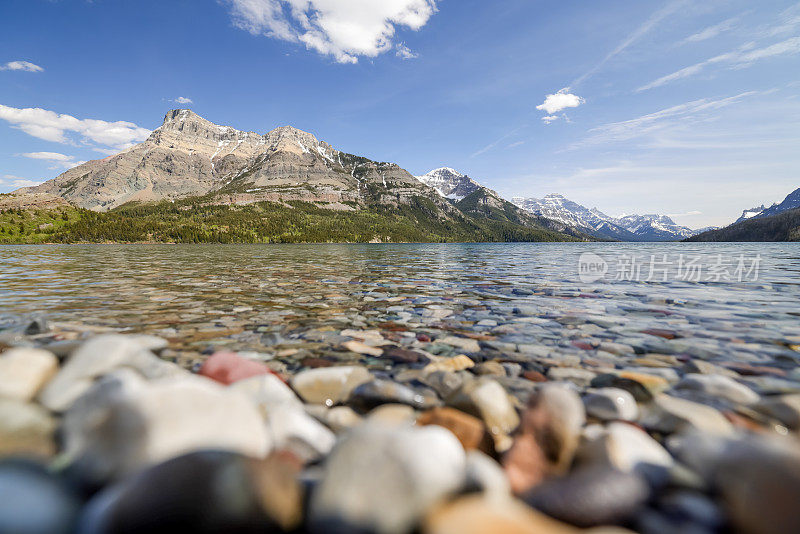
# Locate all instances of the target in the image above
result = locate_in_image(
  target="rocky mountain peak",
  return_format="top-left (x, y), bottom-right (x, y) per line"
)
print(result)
top-left (416, 167), bottom-right (481, 201)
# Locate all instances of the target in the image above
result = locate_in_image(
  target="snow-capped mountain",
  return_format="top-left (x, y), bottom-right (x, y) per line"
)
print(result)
top-left (415, 168), bottom-right (482, 201)
top-left (735, 205), bottom-right (767, 224)
top-left (512, 194), bottom-right (707, 241)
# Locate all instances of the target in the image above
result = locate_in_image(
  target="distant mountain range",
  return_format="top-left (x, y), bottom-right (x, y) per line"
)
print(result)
top-left (509, 194), bottom-right (713, 242)
top-left (1, 110), bottom-right (585, 244)
top-left (689, 187), bottom-right (800, 242)
top-left (415, 168), bottom-right (482, 201)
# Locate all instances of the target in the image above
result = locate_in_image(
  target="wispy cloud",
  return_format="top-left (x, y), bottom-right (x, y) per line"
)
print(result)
top-left (225, 0), bottom-right (437, 64)
top-left (638, 36), bottom-right (800, 92)
top-left (172, 96), bottom-right (193, 105)
top-left (18, 151), bottom-right (86, 169)
top-left (395, 43), bottom-right (418, 60)
top-left (0, 104), bottom-right (150, 149)
top-left (1, 175), bottom-right (42, 188)
top-left (570, 0), bottom-right (689, 88)
top-left (679, 16), bottom-right (740, 45)
top-left (0, 61), bottom-right (43, 72)
top-left (470, 124), bottom-right (527, 158)
top-left (581, 91), bottom-right (758, 146)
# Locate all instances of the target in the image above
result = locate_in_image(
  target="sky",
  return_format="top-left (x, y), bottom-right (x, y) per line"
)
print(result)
top-left (1, 0), bottom-right (799, 228)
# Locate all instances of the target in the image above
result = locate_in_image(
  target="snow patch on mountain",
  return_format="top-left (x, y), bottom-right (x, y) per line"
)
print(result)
top-left (415, 167), bottom-right (482, 201)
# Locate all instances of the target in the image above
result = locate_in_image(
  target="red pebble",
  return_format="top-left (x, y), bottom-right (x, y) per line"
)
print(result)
top-left (199, 351), bottom-right (273, 385)
top-left (416, 334), bottom-right (431, 342)
top-left (522, 370), bottom-right (547, 382)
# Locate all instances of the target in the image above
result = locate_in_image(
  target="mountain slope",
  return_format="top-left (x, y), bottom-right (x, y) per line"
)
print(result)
top-left (8, 110), bottom-right (585, 244)
top-left (687, 207), bottom-right (800, 242)
top-left (415, 168), bottom-right (482, 201)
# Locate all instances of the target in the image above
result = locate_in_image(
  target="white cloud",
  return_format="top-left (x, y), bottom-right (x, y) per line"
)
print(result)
top-left (1, 175), bottom-right (42, 188)
top-left (225, 0), bottom-right (437, 63)
top-left (173, 96), bottom-right (194, 104)
top-left (19, 152), bottom-right (86, 169)
top-left (0, 104), bottom-right (151, 149)
top-left (395, 43), bottom-right (418, 59)
top-left (0, 61), bottom-right (44, 72)
top-left (536, 89), bottom-right (585, 122)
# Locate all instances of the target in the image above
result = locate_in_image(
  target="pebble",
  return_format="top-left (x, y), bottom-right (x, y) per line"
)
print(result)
top-left (349, 379), bottom-right (438, 411)
top-left (578, 422), bottom-right (674, 478)
top-left (367, 403), bottom-right (418, 426)
top-left (464, 451), bottom-right (512, 500)
top-left (439, 336), bottom-right (481, 353)
top-left (583, 388), bottom-right (639, 421)
top-left (423, 355), bottom-right (475, 374)
top-left (503, 385), bottom-right (585, 494)
top-left (673, 374), bottom-right (760, 405)
top-left (0, 348), bottom-right (58, 402)
top-left (547, 367), bottom-right (597, 387)
top-left (199, 351), bottom-right (274, 385)
top-left (310, 423), bottom-right (466, 534)
top-left (78, 451), bottom-right (299, 533)
top-left (423, 495), bottom-right (578, 534)
top-left (38, 335), bottom-right (180, 412)
top-left (418, 407), bottom-right (493, 453)
top-left (228, 372), bottom-right (303, 416)
top-left (0, 460), bottom-right (80, 534)
top-left (62, 376), bottom-right (270, 480)
top-left (290, 366), bottom-right (371, 406)
top-left (265, 405), bottom-right (336, 463)
top-left (342, 340), bottom-right (384, 357)
top-left (754, 393), bottom-right (800, 430)
top-left (641, 394), bottom-right (734, 436)
top-left (447, 378), bottom-right (520, 452)
top-left (523, 466), bottom-right (650, 528)
top-left (0, 398), bottom-right (56, 458)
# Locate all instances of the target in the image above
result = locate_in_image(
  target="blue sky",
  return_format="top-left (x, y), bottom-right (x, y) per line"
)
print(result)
top-left (1, 0), bottom-right (799, 227)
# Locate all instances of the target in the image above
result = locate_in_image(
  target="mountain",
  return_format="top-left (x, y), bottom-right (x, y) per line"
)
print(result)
top-left (752, 188), bottom-right (800, 220)
top-left (687, 207), bottom-right (800, 242)
top-left (511, 194), bottom-right (707, 242)
top-left (735, 205), bottom-right (767, 224)
top-left (415, 168), bottom-right (481, 201)
top-left (5, 110), bottom-right (584, 244)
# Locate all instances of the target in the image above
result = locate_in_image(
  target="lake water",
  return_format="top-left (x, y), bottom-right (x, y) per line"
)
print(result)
top-left (1, 243), bottom-right (800, 375)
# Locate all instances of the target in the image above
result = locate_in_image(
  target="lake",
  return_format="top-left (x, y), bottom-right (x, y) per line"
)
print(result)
top-left (2, 243), bottom-right (799, 373)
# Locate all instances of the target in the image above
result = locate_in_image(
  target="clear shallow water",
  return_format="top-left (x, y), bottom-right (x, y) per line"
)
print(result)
top-left (1, 243), bottom-right (799, 369)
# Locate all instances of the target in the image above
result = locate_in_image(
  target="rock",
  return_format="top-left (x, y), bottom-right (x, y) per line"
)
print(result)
top-left (682, 360), bottom-right (739, 377)
top-left (229, 372), bottom-right (302, 416)
top-left (583, 388), bottom-right (639, 422)
top-left (673, 374), bottom-right (760, 405)
top-left (447, 378), bottom-right (520, 452)
top-left (0, 459), bottom-right (81, 534)
top-left (423, 355), bottom-right (475, 374)
top-left (291, 366), bottom-right (371, 406)
top-left (591, 373), bottom-right (668, 402)
top-left (62, 376), bottom-right (270, 481)
top-left (367, 404), bottom-right (418, 426)
top-left (382, 346), bottom-right (428, 364)
top-left (266, 405), bottom-right (336, 463)
top-left (641, 394), bottom-right (734, 436)
top-left (342, 340), bottom-right (384, 357)
top-left (439, 336), bottom-right (481, 353)
top-left (473, 360), bottom-right (506, 376)
top-left (464, 451), bottom-right (512, 500)
top-left (523, 466), bottom-right (650, 528)
top-left (0, 399), bottom-right (56, 458)
top-left (547, 367), bottom-right (597, 387)
top-left (23, 316), bottom-right (50, 335)
top-left (578, 422), bottom-right (673, 479)
top-left (310, 405), bottom-right (363, 433)
top-left (423, 495), bottom-right (578, 534)
top-left (754, 393), bottom-right (800, 430)
top-left (199, 351), bottom-right (274, 385)
top-left (705, 435), bottom-right (800, 534)
top-left (418, 407), bottom-right (493, 453)
top-left (38, 334), bottom-right (181, 412)
top-left (349, 379), bottom-right (438, 411)
top-left (420, 371), bottom-right (469, 399)
top-left (78, 451), bottom-right (300, 533)
top-left (0, 348), bottom-right (58, 402)
top-left (310, 423), bottom-right (466, 534)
